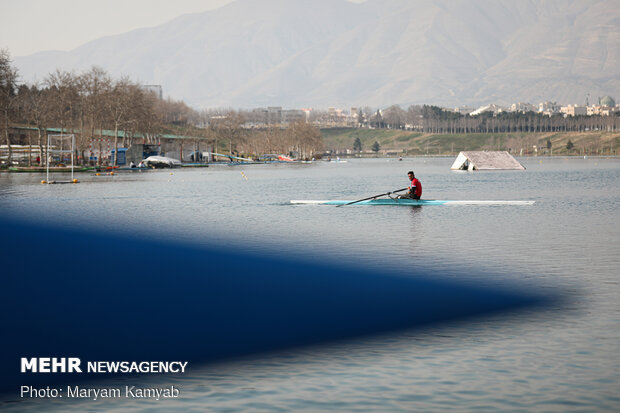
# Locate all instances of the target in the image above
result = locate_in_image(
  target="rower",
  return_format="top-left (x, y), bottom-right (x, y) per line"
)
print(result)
top-left (398, 171), bottom-right (422, 200)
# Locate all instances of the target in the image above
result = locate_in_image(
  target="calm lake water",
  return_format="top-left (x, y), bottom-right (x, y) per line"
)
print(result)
top-left (1, 157), bottom-right (619, 412)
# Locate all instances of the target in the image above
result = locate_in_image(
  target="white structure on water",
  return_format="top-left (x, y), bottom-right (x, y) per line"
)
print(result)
top-left (451, 151), bottom-right (525, 171)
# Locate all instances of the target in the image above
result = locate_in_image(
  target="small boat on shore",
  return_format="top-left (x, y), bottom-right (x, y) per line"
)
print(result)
top-left (278, 154), bottom-right (295, 162)
top-left (291, 199), bottom-right (535, 206)
top-left (141, 156), bottom-right (182, 168)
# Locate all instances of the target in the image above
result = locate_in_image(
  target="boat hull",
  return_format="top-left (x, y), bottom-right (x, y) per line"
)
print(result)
top-left (290, 199), bottom-right (535, 206)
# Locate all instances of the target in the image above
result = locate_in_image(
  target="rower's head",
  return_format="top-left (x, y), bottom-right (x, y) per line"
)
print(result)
top-left (408, 171), bottom-right (415, 179)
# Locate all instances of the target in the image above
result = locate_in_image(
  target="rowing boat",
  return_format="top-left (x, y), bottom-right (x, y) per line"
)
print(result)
top-left (290, 199), bottom-right (535, 206)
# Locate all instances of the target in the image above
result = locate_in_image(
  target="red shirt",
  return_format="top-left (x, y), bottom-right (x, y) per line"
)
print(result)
top-left (410, 178), bottom-right (422, 198)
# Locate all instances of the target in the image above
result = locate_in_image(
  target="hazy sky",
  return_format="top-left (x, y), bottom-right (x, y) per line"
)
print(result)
top-left (0, 0), bottom-right (366, 57)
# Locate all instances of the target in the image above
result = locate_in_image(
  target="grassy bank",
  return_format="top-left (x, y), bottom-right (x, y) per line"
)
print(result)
top-left (320, 128), bottom-right (620, 156)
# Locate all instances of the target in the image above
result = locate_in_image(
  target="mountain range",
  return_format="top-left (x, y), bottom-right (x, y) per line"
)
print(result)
top-left (14, 0), bottom-right (620, 110)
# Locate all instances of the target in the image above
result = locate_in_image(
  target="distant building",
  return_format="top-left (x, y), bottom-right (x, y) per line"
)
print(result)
top-left (588, 104), bottom-right (616, 116)
top-left (510, 102), bottom-right (536, 113)
top-left (281, 109), bottom-right (305, 124)
top-left (599, 95), bottom-right (616, 107)
top-left (248, 108), bottom-right (268, 125)
top-left (267, 107), bottom-right (282, 124)
top-left (317, 107), bottom-right (347, 125)
top-left (470, 104), bottom-right (505, 116)
top-left (538, 101), bottom-right (561, 115)
top-left (245, 107), bottom-right (306, 126)
top-left (560, 105), bottom-right (587, 117)
top-left (301, 108), bottom-right (313, 121)
top-left (328, 107), bottom-right (343, 117)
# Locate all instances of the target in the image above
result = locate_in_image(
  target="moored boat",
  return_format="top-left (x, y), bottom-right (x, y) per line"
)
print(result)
top-left (141, 156), bottom-right (182, 168)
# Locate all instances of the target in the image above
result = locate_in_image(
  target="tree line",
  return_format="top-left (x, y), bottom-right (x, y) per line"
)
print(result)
top-left (1, 57), bottom-right (168, 165)
top-left (0, 50), bottom-right (323, 166)
top-left (359, 104), bottom-right (619, 134)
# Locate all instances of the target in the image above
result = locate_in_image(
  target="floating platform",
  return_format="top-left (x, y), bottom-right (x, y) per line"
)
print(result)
top-left (9, 166), bottom-right (95, 173)
top-left (451, 151), bottom-right (525, 170)
top-left (41, 180), bottom-right (79, 185)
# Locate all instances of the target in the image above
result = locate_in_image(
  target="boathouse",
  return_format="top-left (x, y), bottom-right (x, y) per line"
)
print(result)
top-left (450, 151), bottom-right (525, 171)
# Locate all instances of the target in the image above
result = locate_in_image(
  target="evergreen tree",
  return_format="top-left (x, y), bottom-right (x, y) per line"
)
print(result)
top-left (353, 137), bottom-right (362, 152)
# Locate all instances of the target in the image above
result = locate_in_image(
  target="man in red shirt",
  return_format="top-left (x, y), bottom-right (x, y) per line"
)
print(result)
top-left (400, 170), bottom-right (422, 199)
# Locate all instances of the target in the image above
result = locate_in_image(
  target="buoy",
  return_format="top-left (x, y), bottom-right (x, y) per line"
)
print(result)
top-left (110, 171), bottom-right (114, 176)
top-left (72, 179), bottom-right (79, 183)
top-left (41, 180), bottom-right (46, 184)
top-left (96, 173), bottom-right (101, 176)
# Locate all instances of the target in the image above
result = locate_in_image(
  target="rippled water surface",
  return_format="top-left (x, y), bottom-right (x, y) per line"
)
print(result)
top-left (1, 157), bottom-right (619, 412)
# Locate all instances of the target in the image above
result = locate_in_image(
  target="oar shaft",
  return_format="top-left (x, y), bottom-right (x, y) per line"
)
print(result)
top-left (336, 187), bottom-right (409, 207)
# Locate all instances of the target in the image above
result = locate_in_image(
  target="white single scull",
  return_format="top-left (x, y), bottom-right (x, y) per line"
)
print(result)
top-left (290, 199), bottom-right (535, 206)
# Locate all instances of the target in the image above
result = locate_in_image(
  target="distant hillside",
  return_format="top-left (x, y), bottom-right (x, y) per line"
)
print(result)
top-left (320, 128), bottom-right (620, 156)
top-left (14, 0), bottom-right (620, 109)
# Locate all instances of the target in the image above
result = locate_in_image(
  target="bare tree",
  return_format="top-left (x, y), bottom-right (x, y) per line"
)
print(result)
top-left (287, 120), bottom-right (322, 159)
top-left (209, 110), bottom-right (245, 156)
top-left (105, 77), bottom-right (135, 166)
top-left (383, 105), bottom-right (406, 129)
top-left (45, 70), bottom-right (79, 147)
top-left (79, 67), bottom-right (110, 165)
top-left (0, 49), bottom-right (19, 165)
top-left (17, 83), bottom-right (53, 165)
top-left (406, 105), bottom-right (423, 131)
top-left (126, 85), bottom-right (158, 146)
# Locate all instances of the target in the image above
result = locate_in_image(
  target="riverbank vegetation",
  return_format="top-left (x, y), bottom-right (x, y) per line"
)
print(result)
top-left (321, 127), bottom-right (619, 156)
top-left (369, 104), bottom-right (619, 134)
top-left (0, 51), bottom-right (323, 165)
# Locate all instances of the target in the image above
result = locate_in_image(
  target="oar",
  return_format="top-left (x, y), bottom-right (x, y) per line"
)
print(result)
top-left (336, 187), bottom-right (409, 207)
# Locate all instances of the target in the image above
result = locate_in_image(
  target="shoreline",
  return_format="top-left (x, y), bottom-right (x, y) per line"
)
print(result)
top-left (2, 154), bottom-right (618, 173)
